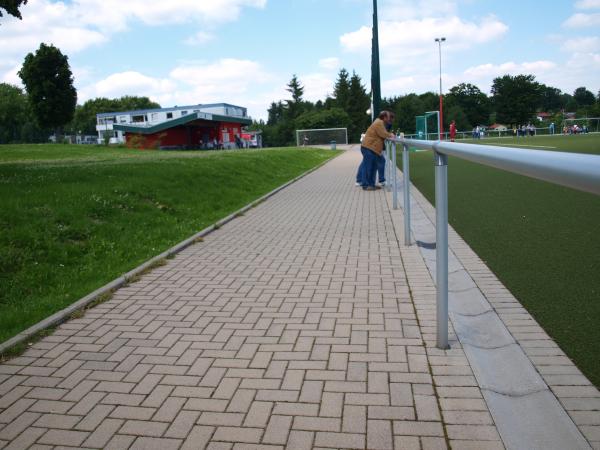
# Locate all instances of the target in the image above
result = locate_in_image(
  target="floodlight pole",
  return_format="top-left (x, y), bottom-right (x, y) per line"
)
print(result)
top-left (435, 37), bottom-right (446, 140)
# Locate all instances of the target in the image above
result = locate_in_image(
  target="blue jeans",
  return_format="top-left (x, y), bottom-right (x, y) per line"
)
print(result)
top-left (359, 147), bottom-right (378, 187)
top-left (377, 154), bottom-right (386, 183)
top-left (356, 158), bottom-right (365, 185)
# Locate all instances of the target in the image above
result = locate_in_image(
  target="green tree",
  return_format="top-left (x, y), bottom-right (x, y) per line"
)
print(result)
top-left (385, 94), bottom-right (426, 134)
top-left (0, 83), bottom-right (28, 143)
top-left (19, 43), bottom-right (77, 137)
top-left (285, 75), bottom-right (305, 121)
top-left (295, 108), bottom-right (350, 131)
top-left (446, 83), bottom-right (490, 126)
top-left (573, 87), bottom-right (596, 107)
top-left (445, 104), bottom-right (471, 131)
top-left (0, 0), bottom-right (28, 20)
top-left (491, 74), bottom-right (543, 125)
top-left (540, 85), bottom-right (564, 112)
top-left (332, 68), bottom-right (351, 111)
top-left (347, 72), bottom-right (371, 142)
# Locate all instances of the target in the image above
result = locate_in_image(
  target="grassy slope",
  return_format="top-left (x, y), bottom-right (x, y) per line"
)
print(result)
top-left (403, 134), bottom-right (600, 386)
top-left (0, 145), bottom-right (338, 343)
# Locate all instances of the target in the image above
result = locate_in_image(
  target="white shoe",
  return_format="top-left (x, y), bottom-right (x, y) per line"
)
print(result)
top-left (355, 182), bottom-right (361, 186)
top-left (379, 182), bottom-right (386, 187)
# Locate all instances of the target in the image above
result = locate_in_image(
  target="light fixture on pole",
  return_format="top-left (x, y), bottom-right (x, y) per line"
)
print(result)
top-left (434, 37), bottom-right (446, 140)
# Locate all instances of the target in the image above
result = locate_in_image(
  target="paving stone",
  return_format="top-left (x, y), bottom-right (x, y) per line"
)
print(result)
top-left (286, 430), bottom-right (314, 450)
top-left (367, 419), bottom-right (393, 450)
top-left (262, 415), bottom-right (293, 444)
top-left (314, 431), bottom-right (365, 449)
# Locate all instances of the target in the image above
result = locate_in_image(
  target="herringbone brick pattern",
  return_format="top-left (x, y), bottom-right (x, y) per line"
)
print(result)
top-left (0, 149), bottom-right (500, 449)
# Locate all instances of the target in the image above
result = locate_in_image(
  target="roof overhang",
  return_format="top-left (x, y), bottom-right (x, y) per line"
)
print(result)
top-left (114, 112), bottom-right (252, 135)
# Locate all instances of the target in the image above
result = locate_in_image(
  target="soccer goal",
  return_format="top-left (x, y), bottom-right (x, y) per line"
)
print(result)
top-left (296, 128), bottom-right (348, 147)
top-left (562, 118), bottom-right (600, 133)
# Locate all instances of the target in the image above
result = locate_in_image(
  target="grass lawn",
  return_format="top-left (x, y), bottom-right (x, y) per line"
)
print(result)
top-left (0, 145), bottom-right (339, 346)
top-left (402, 134), bottom-right (600, 387)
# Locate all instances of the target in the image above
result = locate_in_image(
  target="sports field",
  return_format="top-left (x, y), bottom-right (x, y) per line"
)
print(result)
top-left (0, 145), bottom-right (339, 350)
top-left (403, 134), bottom-right (600, 387)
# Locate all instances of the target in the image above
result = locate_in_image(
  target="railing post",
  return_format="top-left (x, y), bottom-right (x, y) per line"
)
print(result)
top-left (402, 144), bottom-right (411, 246)
top-left (434, 149), bottom-right (449, 350)
top-left (386, 141), bottom-right (392, 192)
top-left (392, 142), bottom-right (398, 209)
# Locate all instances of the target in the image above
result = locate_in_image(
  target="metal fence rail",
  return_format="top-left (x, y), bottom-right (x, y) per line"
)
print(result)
top-left (385, 137), bottom-right (600, 349)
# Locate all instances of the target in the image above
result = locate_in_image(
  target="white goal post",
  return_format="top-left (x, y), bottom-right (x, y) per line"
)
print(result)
top-left (296, 128), bottom-right (348, 147)
top-left (562, 117), bottom-right (600, 133)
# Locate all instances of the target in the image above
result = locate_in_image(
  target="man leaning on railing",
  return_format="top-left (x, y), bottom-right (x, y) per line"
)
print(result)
top-left (356, 111), bottom-right (395, 191)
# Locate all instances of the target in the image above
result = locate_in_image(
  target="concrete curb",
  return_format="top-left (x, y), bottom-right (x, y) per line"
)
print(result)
top-left (0, 150), bottom-right (342, 356)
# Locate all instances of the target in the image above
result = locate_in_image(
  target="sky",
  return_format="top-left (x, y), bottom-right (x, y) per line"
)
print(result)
top-left (1, 0), bottom-right (599, 120)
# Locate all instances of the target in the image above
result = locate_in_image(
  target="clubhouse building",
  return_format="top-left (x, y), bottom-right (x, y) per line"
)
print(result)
top-left (96, 103), bottom-right (253, 149)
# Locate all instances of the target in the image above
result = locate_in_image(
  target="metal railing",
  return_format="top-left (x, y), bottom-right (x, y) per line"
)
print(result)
top-left (385, 137), bottom-right (600, 349)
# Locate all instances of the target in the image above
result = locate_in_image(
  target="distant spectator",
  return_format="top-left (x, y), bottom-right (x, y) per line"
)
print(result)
top-left (449, 120), bottom-right (457, 142)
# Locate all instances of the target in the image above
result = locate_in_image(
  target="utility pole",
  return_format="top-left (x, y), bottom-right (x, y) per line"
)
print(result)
top-left (371, 0), bottom-right (382, 119)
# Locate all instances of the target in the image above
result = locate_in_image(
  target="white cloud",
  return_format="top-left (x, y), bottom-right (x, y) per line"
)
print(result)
top-left (575, 0), bottom-right (600, 9)
top-left (184, 31), bottom-right (215, 46)
top-left (463, 60), bottom-right (557, 79)
top-left (70, 0), bottom-right (267, 32)
top-left (0, 0), bottom-right (266, 89)
top-left (300, 73), bottom-right (335, 102)
top-left (563, 12), bottom-right (600, 28)
top-left (341, 15), bottom-right (508, 64)
top-left (379, 0), bottom-right (459, 20)
top-left (81, 71), bottom-right (177, 100)
top-left (318, 57), bottom-right (341, 70)
top-left (560, 36), bottom-right (600, 53)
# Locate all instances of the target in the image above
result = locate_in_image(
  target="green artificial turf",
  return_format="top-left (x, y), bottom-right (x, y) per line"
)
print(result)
top-left (0, 145), bottom-right (339, 345)
top-left (401, 134), bottom-right (600, 387)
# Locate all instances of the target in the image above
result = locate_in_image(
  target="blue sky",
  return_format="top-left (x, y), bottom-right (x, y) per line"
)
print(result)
top-left (1, 0), bottom-right (599, 120)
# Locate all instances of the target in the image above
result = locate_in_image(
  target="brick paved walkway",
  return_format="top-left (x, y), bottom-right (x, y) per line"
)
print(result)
top-left (0, 147), bottom-right (597, 449)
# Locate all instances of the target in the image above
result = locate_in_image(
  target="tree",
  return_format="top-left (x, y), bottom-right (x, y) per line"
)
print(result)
top-left (573, 87), bottom-right (596, 107)
top-left (540, 85), bottom-right (564, 112)
top-left (332, 68), bottom-right (351, 111)
top-left (0, 83), bottom-right (28, 143)
top-left (445, 104), bottom-right (471, 131)
top-left (446, 83), bottom-right (490, 126)
top-left (19, 43), bottom-right (77, 136)
top-left (267, 101), bottom-right (284, 126)
top-left (491, 74), bottom-right (543, 125)
top-left (285, 75), bottom-right (304, 120)
top-left (295, 108), bottom-right (350, 131)
top-left (286, 75), bottom-right (304, 103)
top-left (347, 72), bottom-right (371, 142)
top-left (0, 0), bottom-right (28, 20)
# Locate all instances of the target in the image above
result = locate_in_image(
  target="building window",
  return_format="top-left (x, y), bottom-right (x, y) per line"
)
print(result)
top-left (150, 113), bottom-right (159, 121)
top-left (166, 112), bottom-right (173, 119)
top-left (181, 111), bottom-right (188, 116)
top-left (132, 115), bottom-right (146, 123)
top-left (119, 116), bottom-right (127, 123)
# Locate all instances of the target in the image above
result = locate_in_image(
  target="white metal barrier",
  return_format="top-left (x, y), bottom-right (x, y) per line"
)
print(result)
top-left (385, 137), bottom-right (600, 349)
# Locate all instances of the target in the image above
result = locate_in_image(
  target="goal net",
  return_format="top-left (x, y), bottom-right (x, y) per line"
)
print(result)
top-left (562, 118), bottom-right (600, 133)
top-left (296, 128), bottom-right (348, 147)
